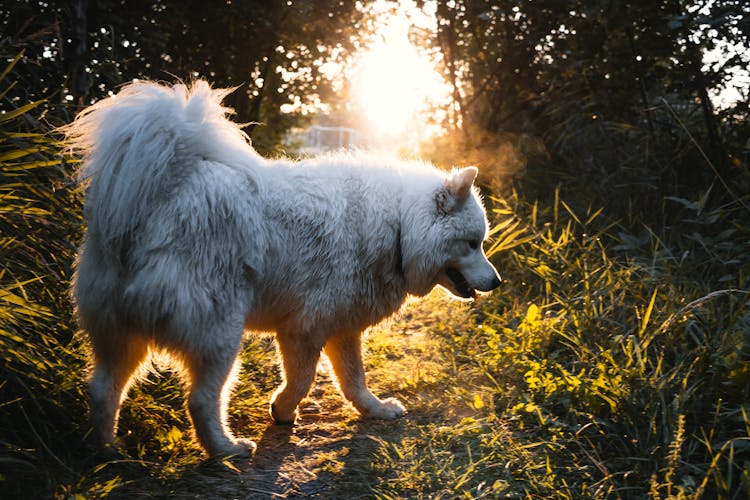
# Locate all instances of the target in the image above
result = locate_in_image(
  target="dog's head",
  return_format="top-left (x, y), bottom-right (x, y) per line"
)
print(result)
top-left (401, 166), bottom-right (501, 300)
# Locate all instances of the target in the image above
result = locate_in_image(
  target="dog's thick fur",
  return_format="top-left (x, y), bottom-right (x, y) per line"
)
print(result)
top-left (66, 80), bottom-right (500, 457)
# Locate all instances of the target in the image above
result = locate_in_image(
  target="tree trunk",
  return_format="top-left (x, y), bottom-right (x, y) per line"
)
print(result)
top-left (69, 0), bottom-right (88, 105)
top-left (690, 43), bottom-right (727, 176)
top-left (436, 0), bottom-right (466, 132)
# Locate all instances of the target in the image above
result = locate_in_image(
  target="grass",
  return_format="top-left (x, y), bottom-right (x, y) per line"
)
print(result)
top-left (0, 55), bottom-right (89, 496)
top-left (2, 61), bottom-right (749, 497)
top-left (459, 190), bottom-right (750, 498)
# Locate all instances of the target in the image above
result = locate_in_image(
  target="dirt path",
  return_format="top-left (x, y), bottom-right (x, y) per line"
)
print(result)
top-left (159, 293), bottom-right (473, 499)
top-left (198, 378), bottom-right (397, 498)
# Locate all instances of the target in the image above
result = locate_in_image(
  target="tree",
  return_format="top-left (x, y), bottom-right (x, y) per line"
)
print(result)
top-left (429, 0), bottom-right (749, 203)
top-left (2, 0), bottom-right (365, 151)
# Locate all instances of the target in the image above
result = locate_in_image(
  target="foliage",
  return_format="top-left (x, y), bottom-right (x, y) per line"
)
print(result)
top-left (410, 6), bottom-right (750, 494)
top-left (429, 0), bottom-right (749, 203)
top-left (1, 0), bottom-right (365, 151)
top-left (0, 53), bottom-right (87, 495)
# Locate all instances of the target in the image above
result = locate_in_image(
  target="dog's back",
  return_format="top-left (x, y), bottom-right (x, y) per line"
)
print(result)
top-left (66, 82), bottom-right (264, 334)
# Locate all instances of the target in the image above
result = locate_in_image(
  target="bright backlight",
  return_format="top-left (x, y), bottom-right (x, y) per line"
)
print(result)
top-left (351, 3), bottom-right (450, 139)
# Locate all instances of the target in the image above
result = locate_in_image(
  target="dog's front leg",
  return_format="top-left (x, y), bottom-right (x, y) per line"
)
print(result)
top-left (324, 332), bottom-right (405, 419)
top-left (270, 332), bottom-right (323, 424)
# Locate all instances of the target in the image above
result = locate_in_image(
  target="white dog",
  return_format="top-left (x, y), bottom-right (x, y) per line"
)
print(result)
top-left (65, 80), bottom-right (500, 457)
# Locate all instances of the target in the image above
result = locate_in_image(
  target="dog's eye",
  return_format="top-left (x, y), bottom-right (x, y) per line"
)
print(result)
top-left (468, 240), bottom-right (480, 250)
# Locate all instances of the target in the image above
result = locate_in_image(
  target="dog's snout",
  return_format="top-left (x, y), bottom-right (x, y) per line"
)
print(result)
top-left (474, 273), bottom-right (501, 293)
top-left (481, 274), bottom-right (501, 292)
top-left (488, 275), bottom-right (501, 291)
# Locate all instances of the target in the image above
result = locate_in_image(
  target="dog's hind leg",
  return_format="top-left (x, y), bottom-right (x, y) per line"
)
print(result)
top-left (88, 331), bottom-right (149, 449)
top-left (270, 332), bottom-right (323, 424)
top-left (324, 332), bottom-right (405, 419)
top-left (184, 325), bottom-right (255, 458)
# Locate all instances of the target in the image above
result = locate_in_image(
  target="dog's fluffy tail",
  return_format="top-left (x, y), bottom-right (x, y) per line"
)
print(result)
top-left (63, 80), bottom-right (254, 250)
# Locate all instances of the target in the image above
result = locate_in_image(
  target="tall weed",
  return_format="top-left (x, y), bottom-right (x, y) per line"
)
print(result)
top-left (439, 188), bottom-right (750, 497)
top-left (0, 55), bottom-right (87, 495)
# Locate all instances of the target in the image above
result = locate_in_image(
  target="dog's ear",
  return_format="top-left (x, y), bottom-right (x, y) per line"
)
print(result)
top-left (447, 166), bottom-right (478, 201)
top-left (437, 166), bottom-right (478, 214)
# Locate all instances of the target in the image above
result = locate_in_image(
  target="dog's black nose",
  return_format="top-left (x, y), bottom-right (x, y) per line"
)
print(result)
top-left (478, 275), bottom-right (501, 292)
top-left (488, 275), bottom-right (501, 291)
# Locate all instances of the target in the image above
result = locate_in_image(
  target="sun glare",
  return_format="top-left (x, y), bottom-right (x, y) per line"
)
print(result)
top-left (351, 1), bottom-right (450, 141)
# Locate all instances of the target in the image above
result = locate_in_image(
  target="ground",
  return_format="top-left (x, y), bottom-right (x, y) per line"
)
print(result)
top-left (82, 291), bottom-right (496, 499)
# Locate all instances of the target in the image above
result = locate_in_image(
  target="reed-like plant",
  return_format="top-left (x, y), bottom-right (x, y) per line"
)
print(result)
top-left (0, 53), bottom-right (88, 496)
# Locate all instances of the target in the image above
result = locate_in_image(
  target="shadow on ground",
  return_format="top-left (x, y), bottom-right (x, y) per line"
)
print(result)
top-left (160, 372), bottom-right (408, 499)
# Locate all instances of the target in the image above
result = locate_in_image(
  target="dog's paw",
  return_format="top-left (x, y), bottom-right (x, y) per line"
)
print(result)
top-left (364, 397), bottom-right (406, 420)
top-left (270, 402), bottom-right (297, 425)
top-left (218, 438), bottom-right (257, 459)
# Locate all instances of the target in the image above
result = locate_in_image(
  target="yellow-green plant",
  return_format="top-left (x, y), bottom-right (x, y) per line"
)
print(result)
top-left (0, 52), bottom-right (88, 496)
